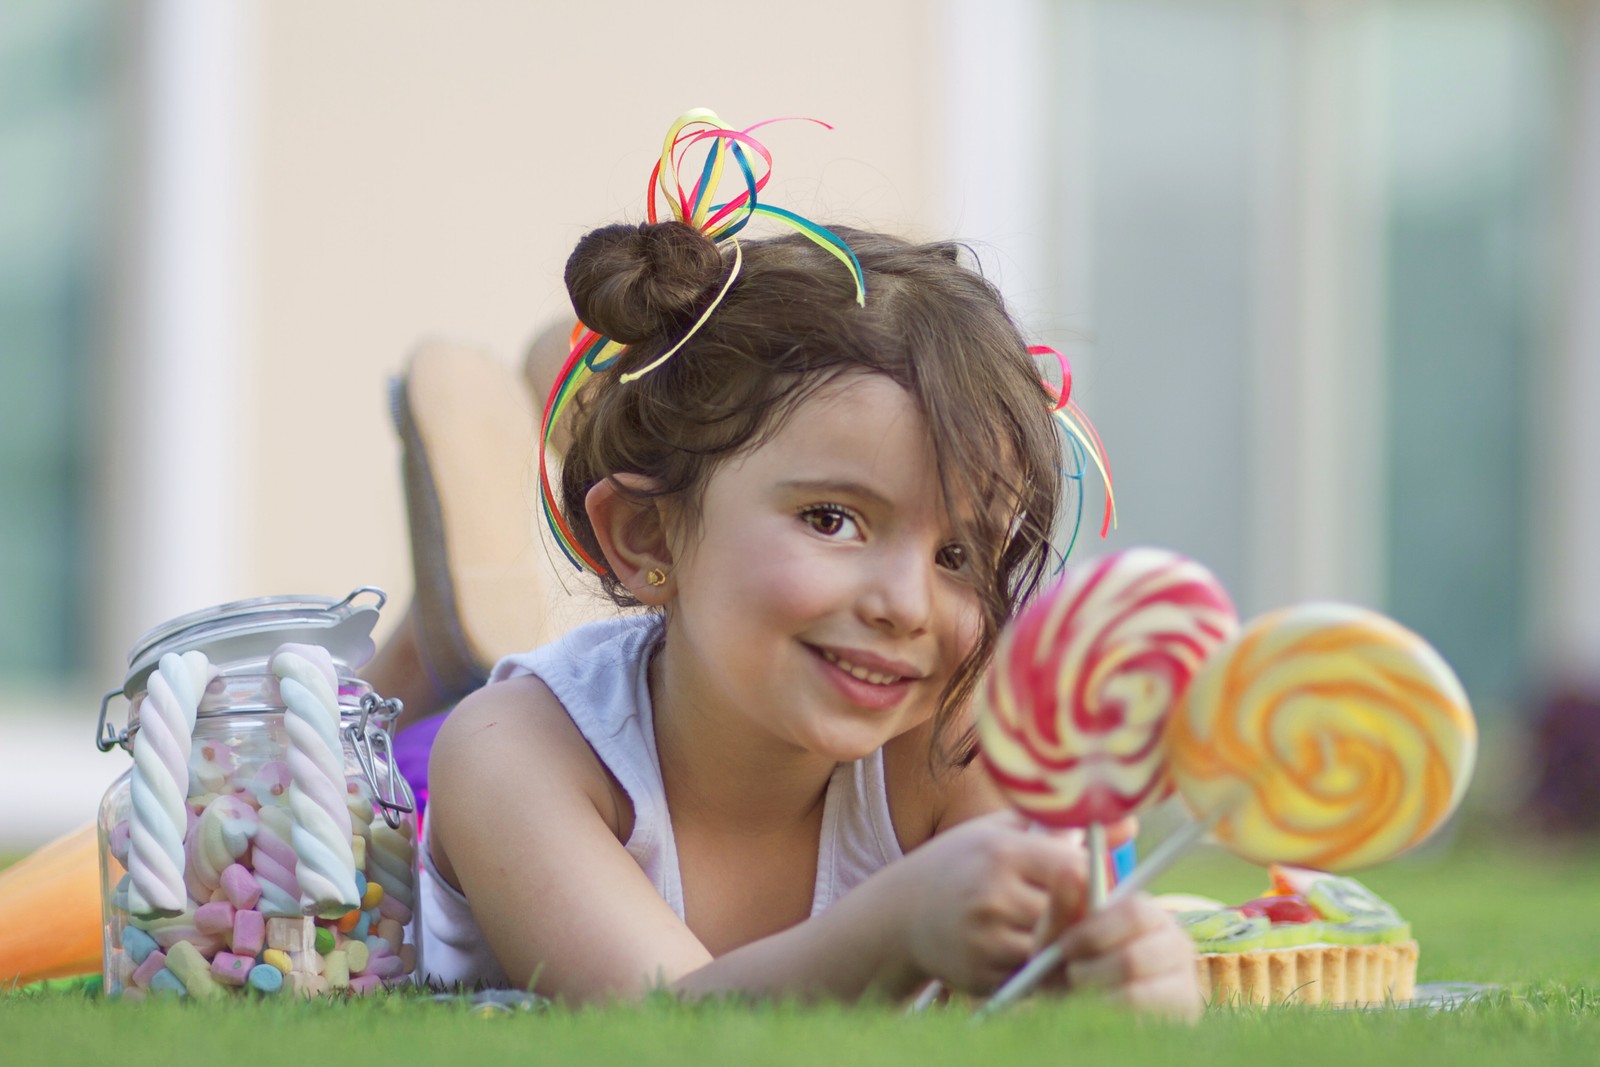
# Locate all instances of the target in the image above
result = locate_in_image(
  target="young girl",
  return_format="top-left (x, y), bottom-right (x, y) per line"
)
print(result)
top-left (418, 117), bottom-right (1199, 1015)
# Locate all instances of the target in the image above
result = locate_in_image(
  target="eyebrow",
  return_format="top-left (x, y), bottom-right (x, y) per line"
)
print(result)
top-left (776, 478), bottom-right (893, 509)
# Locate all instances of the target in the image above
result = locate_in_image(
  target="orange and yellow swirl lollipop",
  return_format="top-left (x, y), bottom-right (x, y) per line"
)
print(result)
top-left (1166, 603), bottom-right (1477, 870)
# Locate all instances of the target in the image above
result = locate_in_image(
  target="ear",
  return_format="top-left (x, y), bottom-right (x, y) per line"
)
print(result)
top-left (585, 473), bottom-right (675, 603)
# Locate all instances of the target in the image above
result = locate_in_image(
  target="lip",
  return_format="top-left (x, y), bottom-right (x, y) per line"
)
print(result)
top-left (807, 644), bottom-right (924, 712)
top-left (811, 644), bottom-right (926, 681)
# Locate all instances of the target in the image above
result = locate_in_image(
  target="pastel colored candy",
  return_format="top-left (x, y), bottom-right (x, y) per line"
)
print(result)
top-left (376, 918), bottom-right (404, 948)
top-left (977, 548), bottom-right (1238, 827)
top-left (1167, 602), bottom-right (1478, 869)
top-left (247, 963), bottom-right (284, 993)
top-left (211, 951), bottom-right (253, 986)
top-left (365, 953), bottom-right (405, 979)
top-left (188, 737), bottom-right (238, 797)
top-left (273, 648), bottom-right (361, 917)
top-left (233, 909), bottom-right (266, 957)
top-left (149, 923), bottom-right (227, 957)
top-left (324, 950), bottom-right (350, 990)
top-left (315, 926), bottom-right (336, 954)
top-left (111, 873), bottom-right (132, 913)
top-left (127, 652), bottom-right (212, 918)
top-left (163, 940), bottom-right (224, 999)
top-left (348, 974), bottom-right (382, 996)
top-left (220, 863), bottom-right (262, 909)
top-left (248, 760), bottom-right (293, 807)
top-left (363, 936), bottom-right (393, 958)
top-left (130, 949), bottom-right (167, 989)
top-left (260, 949), bottom-right (292, 975)
top-left (286, 972), bottom-right (329, 998)
top-left (149, 968), bottom-right (187, 997)
top-left (111, 949), bottom-right (137, 987)
top-left (367, 821), bottom-right (416, 924)
top-left (265, 916), bottom-right (315, 953)
top-left (252, 805), bottom-right (304, 917)
top-left (194, 901), bottom-right (236, 935)
top-left (361, 881), bottom-right (384, 910)
top-left (351, 911), bottom-right (372, 942)
top-left (120, 925), bottom-right (159, 964)
top-left (109, 819), bottom-right (131, 867)
top-left (184, 793), bottom-right (258, 900)
top-left (344, 940), bottom-right (370, 974)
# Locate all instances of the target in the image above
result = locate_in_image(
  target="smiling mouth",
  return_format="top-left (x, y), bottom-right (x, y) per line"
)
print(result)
top-left (818, 648), bottom-right (906, 687)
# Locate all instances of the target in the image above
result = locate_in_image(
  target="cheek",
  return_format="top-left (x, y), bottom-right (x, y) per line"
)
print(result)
top-left (946, 588), bottom-right (984, 653)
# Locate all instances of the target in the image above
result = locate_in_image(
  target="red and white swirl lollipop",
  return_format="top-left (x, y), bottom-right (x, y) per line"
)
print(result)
top-left (976, 547), bottom-right (1239, 831)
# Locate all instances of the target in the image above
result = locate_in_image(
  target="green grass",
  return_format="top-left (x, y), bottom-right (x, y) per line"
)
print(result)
top-left (4, 833), bottom-right (1599, 1066)
top-left (3, 981), bottom-right (1597, 1067)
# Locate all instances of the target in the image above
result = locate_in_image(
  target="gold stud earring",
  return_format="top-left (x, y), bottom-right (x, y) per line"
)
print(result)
top-left (646, 567), bottom-right (668, 587)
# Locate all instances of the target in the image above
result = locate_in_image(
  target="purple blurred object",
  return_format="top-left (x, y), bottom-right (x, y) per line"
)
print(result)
top-left (1524, 684), bottom-right (1600, 836)
top-left (393, 711), bottom-right (448, 817)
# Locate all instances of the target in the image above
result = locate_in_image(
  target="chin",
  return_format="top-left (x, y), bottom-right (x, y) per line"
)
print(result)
top-left (798, 719), bottom-right (902, 764)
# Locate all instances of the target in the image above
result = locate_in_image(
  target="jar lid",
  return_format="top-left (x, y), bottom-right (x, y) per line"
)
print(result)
top-left (122, 587), bottom-right (387, 695)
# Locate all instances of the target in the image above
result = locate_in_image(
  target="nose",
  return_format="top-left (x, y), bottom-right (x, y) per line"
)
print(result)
top-left (860, 540), bottom-right (934, 636)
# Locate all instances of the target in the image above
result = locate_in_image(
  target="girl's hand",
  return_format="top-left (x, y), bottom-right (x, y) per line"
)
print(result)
top-left (893, 811), bottom-right (1088, 994)
top-left (1054, 895), bottom-right (1203, 1020)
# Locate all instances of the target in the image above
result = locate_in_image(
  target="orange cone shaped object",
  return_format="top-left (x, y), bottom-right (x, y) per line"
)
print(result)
top-left (0, 823), bottom-right (102, 986)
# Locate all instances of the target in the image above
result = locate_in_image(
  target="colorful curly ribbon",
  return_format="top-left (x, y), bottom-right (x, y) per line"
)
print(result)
top-left (1031, 344), bottom-right (1117, 554)
top-left (538, 110), bottom-right (1115, 575)
top-left (538, 109), bottom-right (866, 573)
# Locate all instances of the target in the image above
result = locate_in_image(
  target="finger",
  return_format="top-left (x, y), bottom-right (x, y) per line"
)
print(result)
top-left (1041, 870), bottom-right (1089, 940)
top-left (1057, 896), bottom-right (1167, 959)
top-left (1010, 833), bottom-right (1089, 893)
top-left (952, 928), bottom-right (1038, 995)
top-left (1109, 971), bottom-right (1205, 1022)
top-left (991, 879), bottom-right (1053, 936)
top-left (1063, 923), bottom-right (1196, 990)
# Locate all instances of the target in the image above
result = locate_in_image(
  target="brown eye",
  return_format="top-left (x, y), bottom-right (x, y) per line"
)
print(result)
top-left (800, 505), bottom-right (860, 539)
top-left (936, 543), bottom-right (968, 571)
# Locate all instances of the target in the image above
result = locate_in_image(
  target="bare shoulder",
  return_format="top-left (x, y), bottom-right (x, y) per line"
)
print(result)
top-left (881, 719), bottom-right (1007, 853)
top-left (424, 672), bottom-right (706, 995)
top-left (427, 675), bottom-right (628, 875)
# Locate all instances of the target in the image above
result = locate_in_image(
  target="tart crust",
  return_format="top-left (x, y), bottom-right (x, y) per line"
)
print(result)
top-left (1196, 941), bottom-right (1418, 1007)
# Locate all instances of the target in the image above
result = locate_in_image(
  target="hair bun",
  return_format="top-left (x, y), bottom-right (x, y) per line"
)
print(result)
top-left (564, 221), bottom-right (726, 344)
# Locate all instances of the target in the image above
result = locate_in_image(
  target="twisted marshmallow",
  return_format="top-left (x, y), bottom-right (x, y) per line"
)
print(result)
top-left (367, 820), bottom-right (416, 924)
top-left (183, 793), bottom-right (258, 900)
top-left (977, 548), bottom-right (1238, 827)
top-left (251, 803), bottom-right (303, 917)
top-left (127, 651), bottom-right (212, 917)
top-left (271, 644), bottom-right (360, 917)
top-left (1167, 603), bottom-right (1477, 869)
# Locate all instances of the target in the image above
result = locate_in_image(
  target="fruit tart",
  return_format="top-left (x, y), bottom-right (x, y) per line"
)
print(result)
top-left (1160, 866), bottom-right (1418, 1007)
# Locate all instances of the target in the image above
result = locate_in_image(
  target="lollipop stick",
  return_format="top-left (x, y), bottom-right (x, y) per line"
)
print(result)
top-left (975, 807), bottom-right (1225, 1018)
top-left (1086, 823), bottom-right (1108, 909)
top-left (908, 980), bottom-right (943, 1013)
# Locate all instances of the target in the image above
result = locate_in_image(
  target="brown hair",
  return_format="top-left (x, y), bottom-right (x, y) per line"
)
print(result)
top-left (560, 221), bottom-right (1065, 764)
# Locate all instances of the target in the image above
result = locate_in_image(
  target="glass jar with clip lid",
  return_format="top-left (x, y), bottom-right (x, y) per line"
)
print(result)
top-left (93, 587), bottom-right (419, 999)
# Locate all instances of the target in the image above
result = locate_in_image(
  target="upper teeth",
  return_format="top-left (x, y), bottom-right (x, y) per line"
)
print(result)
top-left (821, 648), bottom-right (901, 686)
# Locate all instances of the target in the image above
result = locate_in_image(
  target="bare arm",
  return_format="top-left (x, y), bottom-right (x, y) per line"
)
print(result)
top-left (428, 682), bottom-right (1086, 1003)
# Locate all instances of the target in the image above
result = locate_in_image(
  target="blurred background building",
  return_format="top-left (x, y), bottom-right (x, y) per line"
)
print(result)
top-left (2, 0), bottom-right (1596, 849)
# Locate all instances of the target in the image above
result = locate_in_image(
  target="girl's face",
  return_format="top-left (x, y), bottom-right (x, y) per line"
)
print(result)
top-left (660, 372), bottom-right (984, 763)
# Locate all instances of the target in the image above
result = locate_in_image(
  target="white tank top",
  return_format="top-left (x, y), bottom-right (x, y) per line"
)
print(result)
top-left (417, 614), bottom-right (905, 988)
